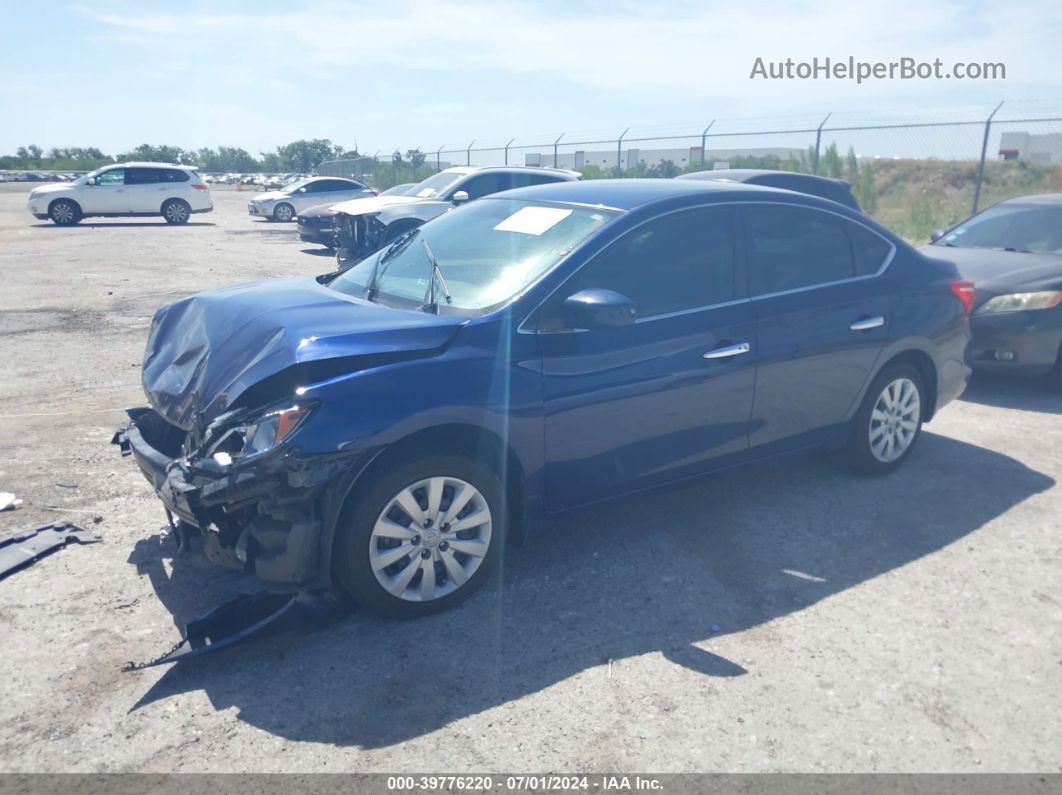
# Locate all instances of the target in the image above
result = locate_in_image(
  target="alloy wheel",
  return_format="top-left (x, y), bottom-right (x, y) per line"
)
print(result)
top-left (868, 377), bottom-right (921, 463)
top-left (368, 476), bottom-right (492, 603)
top-left (164, 201), bottom-right (189, 223)
top-left (51, 202), bottom-right (75, 224)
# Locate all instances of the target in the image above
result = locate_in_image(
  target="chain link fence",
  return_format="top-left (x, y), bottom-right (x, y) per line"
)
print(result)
top-left (323, 102), bottom-right (1062, 242)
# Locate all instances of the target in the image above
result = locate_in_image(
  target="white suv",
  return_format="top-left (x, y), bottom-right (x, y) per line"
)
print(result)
top-left (27, 162), bottom-right (213, 225)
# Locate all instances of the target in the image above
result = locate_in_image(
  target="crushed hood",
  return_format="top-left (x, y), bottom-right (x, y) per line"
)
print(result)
top-left (330, 194), bottom-right (422, 216)
top-left (143, 277), bottom-right (464, 430)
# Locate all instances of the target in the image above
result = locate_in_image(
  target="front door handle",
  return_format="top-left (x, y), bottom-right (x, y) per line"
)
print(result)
top-left (850, 316), bottom-right (885, 332)
top-left (703, 342), bottom-right (751, 360)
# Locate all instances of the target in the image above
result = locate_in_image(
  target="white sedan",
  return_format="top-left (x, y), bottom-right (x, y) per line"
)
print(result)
top-left (247, 177), bottom-right (375, 222)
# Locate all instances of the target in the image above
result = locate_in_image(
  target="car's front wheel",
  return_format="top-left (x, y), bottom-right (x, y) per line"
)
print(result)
top-left (161, 198), bottom-right (191, 224)
top-left (272, 202), bottom-right (295, 222)
top-left (846, 363), bottom-right (926, 475)
top-left (49, 199), bottom-right (81, 226)
top-left (334, 454), bottom-right (505, 618)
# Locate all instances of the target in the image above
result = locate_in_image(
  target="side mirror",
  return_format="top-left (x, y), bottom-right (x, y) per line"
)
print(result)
top-left (297, 187), bottom-right (307, 193)
top-left (452, 190), bottom-right (470, 205)
top-left (930, 229), bottom-right (945, 242)
top-left (86, 177), bottom-right (97, 186)
top-left (562, 288), bottom-right (636, 330)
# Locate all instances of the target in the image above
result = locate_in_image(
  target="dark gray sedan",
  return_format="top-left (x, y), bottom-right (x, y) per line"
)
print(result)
top-left (924, 194), bottom-right (1062, 386)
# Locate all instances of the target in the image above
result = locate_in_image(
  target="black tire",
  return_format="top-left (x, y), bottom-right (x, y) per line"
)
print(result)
top-left (161, 199), bottom-right (191, 225)
top-left (48, 199), bottom-right (81, 226)
top-left (272, 202), bottom-right (295, 222)
top-left (1048, 344), bottom-right (1062, 392)
top-left (845, 363), bottom-right (926, 475)
top-left (334, 453), bottom-right (506, 619)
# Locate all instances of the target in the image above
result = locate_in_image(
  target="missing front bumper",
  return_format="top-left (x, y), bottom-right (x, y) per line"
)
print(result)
top-left (113, 407), bottom-right (328, 585)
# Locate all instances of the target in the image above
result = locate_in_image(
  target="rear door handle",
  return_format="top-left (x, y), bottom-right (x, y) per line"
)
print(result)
top-left (703, 342), bottom-right (751, 360)
top-left (850, 316), bottom-right (885, 332)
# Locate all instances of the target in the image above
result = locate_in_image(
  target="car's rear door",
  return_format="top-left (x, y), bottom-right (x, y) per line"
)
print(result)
top-left (741, 202), bottom-right (897, 451)
top-left (125, 167), bottom-right (167, 212)
top-left (536, 205), bottom-right (757, 510)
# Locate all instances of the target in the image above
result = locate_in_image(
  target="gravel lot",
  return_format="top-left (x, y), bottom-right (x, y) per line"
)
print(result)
top-left (0, 182), bottom-right (1059, 773)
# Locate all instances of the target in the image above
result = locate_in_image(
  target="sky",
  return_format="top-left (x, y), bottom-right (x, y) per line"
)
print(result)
top-left (1, 0), bottom-right (1060, 158)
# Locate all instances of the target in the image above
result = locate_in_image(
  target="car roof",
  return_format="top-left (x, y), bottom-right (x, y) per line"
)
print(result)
top-left (997, 193), bottom-right (1062, 206)
top-left (440, 165), bottom-right (582, 179)
top-left (678, 168), bottom-right (851, 188)
top-left (114, 161), bottom-right (192, 169)
top-left (496, 177), bottom-right (787, 211)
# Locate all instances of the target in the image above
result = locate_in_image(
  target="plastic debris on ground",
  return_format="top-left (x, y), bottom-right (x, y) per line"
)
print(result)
top-left (0, 522), bottom-right (100, 579)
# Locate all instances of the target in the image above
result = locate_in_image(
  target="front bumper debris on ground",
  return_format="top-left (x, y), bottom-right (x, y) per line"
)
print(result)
top-left (123, 589), bottom-right (351, 670)
top-left (0, 523), bottom-right (100, 580)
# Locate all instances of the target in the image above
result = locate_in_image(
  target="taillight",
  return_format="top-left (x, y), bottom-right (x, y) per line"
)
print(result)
top-left (191, 183), bottom-right (209, 192)
top-left (949, 280), bottom-right (976, 314)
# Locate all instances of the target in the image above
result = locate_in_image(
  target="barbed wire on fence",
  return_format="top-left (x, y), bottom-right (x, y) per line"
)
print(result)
top-left (317, 101), bottom-right (1062, 241)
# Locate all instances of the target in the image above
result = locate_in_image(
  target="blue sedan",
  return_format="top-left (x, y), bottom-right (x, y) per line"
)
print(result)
top-left (115, 179), bottom-right (973, 618)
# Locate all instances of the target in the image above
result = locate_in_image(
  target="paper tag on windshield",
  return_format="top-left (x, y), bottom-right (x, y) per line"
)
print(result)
top-left (417, 188), bottom-right (435, 197)
top-left (493, 206), bottom-right (573, 235)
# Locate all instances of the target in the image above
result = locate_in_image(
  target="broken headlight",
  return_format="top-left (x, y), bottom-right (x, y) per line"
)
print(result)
top-left (209, 404), bottom-right (313, 466)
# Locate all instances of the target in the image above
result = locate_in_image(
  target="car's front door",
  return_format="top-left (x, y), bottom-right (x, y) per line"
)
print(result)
top-left (83, 167), bottom-right (128, 213)
top-left (536, 205), bottom-right (757, 510)
top-left (742, 202), bottom-right (897, 451)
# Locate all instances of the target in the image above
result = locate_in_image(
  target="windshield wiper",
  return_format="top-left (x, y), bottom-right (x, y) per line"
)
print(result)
top-left (366, 228), bottom-right (419, 302)
top-left (422, 238), bottom-right (452, 313)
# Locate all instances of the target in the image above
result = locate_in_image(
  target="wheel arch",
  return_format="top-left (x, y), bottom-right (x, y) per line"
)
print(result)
top-left (47, 196), bottom-right (81, 214)
top-left (875, 348), bottom-right (939, 421)
top-left (159, 196), bottom-right (190, 213)
top-left (321, 422), bottom-right (527, 585)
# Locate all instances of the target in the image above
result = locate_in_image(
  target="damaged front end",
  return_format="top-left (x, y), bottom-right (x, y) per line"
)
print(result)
top-left (113, 403), bottom-right (349, 586)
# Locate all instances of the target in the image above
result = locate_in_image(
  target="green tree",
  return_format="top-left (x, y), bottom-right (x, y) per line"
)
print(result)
top-left (855, 162), bottom-right (878, 212)
top-left (845, 146), bottom-right (859, 184)
top-left (275, 139), bottom-right (341, 172)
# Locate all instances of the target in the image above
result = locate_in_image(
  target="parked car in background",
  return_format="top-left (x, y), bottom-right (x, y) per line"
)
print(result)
top-left (379, 183), bottom-right (418, 196)
top-left (297, 184), bottom-right (431, 250)
top-left (332, 166), bottom-right (581, 263)
top-left (248, 176), bottom-right (374, 222)
top-left (115, 178), bottom-right (971, 618)
top-left (925, 194), bottom-right (1062, 386)
top-left (297, 203), bottom-right (342, 249)
top-left (26, 162), bottom-right (212, 225)
top-left (677, 169), bottom-right (862, 212)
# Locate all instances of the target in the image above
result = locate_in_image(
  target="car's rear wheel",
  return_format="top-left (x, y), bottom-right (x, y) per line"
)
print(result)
top-left (846, 363), bottom-right (925, 475)
top-left (272, 202), bottom-right (295, 222)
top-left (49, 199), bottom-right (81, 226)
top-left (334, 454), bottom-right (505, 618)
top-left (161, 199), bottom-right (191, 224)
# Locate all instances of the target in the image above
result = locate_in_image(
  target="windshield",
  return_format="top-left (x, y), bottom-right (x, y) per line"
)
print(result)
top-left (329, 198), bottom-right (619, 313)
top-left (935, 204), bottom-right (1062, 254)
top-left (406, 170), bottom-right (468, 199)
top-left (281, 178), bottom-right (313, 194)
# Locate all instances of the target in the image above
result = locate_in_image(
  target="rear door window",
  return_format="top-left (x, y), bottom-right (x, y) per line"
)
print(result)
top-left (745, 205), bottom-right (855, 295)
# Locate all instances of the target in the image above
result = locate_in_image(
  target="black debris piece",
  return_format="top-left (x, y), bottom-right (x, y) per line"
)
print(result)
top-left (0, 523), bottom-right (100, 580)
top-left (123, 589), bottom-right (352, 670)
